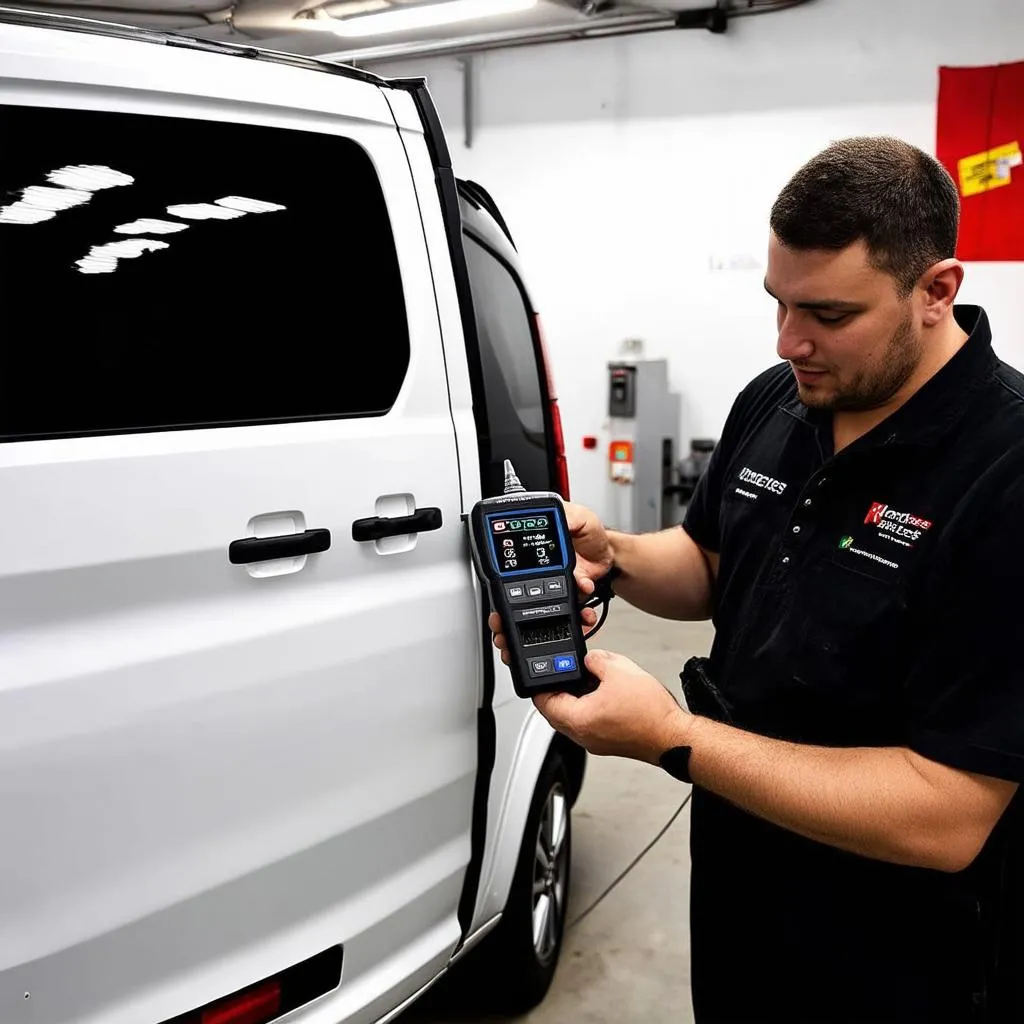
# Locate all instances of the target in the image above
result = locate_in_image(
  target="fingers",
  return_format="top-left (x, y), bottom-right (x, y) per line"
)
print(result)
top-left (488, 611), bottom-right (511, 665)
top-left (563, 501), bottom-right (589, 536)
top-left (488, 611), bottom-right (507, 648)
top-left (584, 648), bottom-right (615, 676)
top-left (574, 573), bottom-right (596, 598)
top-left (533, 690), bottom-right (578, 721)
top-left (585, 648), bottom-right (646, 678)
top-left (533, 692), bottom-right (554, 715)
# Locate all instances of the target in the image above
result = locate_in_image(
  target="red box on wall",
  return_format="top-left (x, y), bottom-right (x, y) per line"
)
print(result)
top-left (936, 60), bottom-right (1024, 262)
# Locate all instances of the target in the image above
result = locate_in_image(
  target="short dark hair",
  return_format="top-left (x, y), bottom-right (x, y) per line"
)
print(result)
top-left (770, 137), bottom-right (960, 294)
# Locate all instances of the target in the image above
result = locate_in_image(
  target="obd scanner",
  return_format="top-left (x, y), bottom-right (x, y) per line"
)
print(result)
top-left (469, 461), bottom-right (616, 699)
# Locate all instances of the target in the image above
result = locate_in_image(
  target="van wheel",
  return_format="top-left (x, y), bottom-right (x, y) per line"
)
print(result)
top-left (475, 750), bottom-right (572, 1015)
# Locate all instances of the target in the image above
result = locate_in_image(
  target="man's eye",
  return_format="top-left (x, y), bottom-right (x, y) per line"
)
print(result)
top-left (815, 312), bottom-right (849, 325)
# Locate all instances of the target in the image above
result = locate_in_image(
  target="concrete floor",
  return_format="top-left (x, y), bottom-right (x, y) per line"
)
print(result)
top-left (402, 604), bottom-right (715, 1024)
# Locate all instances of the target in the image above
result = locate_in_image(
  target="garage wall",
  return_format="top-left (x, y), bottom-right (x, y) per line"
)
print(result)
top-left (378, 0), bottom-right (1024, 520)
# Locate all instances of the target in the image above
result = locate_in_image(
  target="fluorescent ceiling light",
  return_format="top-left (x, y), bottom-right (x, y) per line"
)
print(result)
top-left (328, 0), bottom-right (538, 38)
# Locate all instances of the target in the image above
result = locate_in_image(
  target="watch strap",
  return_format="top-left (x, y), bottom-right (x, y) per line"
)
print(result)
top-left (658, 745), bottom-right (693, 784)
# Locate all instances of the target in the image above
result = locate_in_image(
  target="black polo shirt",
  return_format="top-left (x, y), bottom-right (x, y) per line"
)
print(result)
top-left (682, 305), bottom-right (1024, 1023)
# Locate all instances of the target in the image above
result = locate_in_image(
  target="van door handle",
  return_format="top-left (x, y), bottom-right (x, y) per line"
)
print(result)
top-left (229, 528), bottom-right (331, 565)
top-left (352, 507), bottom-right (443, 542)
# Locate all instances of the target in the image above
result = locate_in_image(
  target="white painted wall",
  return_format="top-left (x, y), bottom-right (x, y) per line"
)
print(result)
top-left (379, 0), bottom-right (1024, 519)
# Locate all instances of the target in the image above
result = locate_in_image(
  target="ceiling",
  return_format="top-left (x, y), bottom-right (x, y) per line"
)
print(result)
top-left (1, 0), bottom-right (809, 61)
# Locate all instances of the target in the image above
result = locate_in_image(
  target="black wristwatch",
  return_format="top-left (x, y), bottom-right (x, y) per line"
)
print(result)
top-left (658, 745), bottom-right (693, 784)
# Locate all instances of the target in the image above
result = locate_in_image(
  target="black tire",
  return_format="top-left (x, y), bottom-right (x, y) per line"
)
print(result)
top-left (471, 748), bottom-right (572, 1015)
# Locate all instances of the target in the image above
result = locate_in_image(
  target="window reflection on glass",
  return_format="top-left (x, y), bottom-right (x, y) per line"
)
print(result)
top-left (0, 164), bottom-right (134, 224)
top-left (114, 218), bottom-right (189, 235)
top-left (76, 238), bottom-right (170, 275)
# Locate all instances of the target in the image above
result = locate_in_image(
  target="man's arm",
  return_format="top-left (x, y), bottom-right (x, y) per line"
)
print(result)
top-left (608, 526), bottom-right (717, 622)
top-left (680, 714), bottom-right (1017, 873)
top-left (531, 651), bottom-right (1018, 875)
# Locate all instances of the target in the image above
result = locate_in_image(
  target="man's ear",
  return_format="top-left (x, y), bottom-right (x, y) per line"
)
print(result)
top-left (919, 258), bottom-right (964, 327)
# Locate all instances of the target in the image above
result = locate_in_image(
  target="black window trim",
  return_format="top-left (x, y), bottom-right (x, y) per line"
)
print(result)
top-left (457, 179), bottom-right (516, 252)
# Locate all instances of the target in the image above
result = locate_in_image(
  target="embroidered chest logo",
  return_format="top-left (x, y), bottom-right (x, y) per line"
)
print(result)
top-left (734, 466), bottom-right (789, 501)
top-left (863, 501), bottom-right (933, 547)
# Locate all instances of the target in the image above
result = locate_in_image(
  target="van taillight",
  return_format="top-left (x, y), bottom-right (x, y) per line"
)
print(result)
top-left (161, 946), bottom-right (342, 1024)
top-left (203, 982), bottom-right (281, 1024)
top-left (534, 314), bottom-right (571, 500)
top-left (549, 400), bottom-right (570, 500)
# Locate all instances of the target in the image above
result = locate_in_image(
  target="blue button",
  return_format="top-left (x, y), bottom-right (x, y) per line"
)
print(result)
top-left (553, 655), bottom-right (577, 673)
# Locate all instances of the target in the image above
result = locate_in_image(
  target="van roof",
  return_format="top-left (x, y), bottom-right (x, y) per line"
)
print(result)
top-left (0, 6), bottom-right (392, 89)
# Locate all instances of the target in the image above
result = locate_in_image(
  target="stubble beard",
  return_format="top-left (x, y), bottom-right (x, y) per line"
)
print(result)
top-left (798, 313), bottom-right (921, 413)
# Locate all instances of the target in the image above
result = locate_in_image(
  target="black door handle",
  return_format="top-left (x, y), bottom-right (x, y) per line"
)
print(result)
top-left (352, 507), bottom-right (443, 542)
top-left (229, 528), bottom-right (331, 565)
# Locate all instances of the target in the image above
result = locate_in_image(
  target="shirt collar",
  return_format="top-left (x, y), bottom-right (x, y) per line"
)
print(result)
top-left (779, 304), bottom-right (996, 449)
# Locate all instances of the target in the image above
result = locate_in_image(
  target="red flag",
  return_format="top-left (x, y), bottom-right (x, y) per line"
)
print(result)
top-left (936, 61), bottom-right (1024, 261)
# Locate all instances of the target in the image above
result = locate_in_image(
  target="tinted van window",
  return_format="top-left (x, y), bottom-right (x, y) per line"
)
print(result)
top-left (463, 232), bottom-right (550, 496)
top-left (0, 105), bottom-right (409, 441)
top-left (464, 235), bottom-right (545, 437)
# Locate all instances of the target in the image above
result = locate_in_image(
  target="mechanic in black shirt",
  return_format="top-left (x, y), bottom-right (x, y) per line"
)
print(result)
top-left (490, 136), bottom-right (1024, 1022)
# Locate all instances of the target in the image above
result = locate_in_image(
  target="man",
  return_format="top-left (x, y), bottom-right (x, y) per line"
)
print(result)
top-left (490, 137), bottom-right (1024, 1022)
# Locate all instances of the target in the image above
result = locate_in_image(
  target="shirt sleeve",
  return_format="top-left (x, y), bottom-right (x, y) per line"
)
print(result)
top-left (682, 438), bottom-right (729, 553)
top-left (906, 478), bottom-right (1024, 783)
top-left (683, 373), bottom-right (770, 554)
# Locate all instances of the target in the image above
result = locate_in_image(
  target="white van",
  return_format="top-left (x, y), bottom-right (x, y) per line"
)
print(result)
top-left (0, 12), bottom-right (586, 1024)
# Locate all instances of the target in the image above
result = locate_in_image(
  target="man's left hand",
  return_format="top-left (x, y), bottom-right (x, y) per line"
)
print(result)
top-left (533, 650), bottom-right (693, 764)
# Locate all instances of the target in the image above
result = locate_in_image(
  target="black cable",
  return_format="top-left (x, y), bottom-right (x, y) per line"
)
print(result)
top-left (568, 563), bottom-right (693, 927)
top-left (580, 565), bottom-right (622, 640)
top-left (567, 790), bottom-right (692, 930)
top-left (582, 593), bottom-right (612, 639)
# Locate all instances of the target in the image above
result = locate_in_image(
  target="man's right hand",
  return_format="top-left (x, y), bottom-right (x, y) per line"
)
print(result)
top-left (489, 501), bottom-right (611, 667)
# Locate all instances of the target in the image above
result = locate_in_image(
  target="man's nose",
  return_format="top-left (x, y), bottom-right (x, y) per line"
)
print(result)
top-left (777, 313), bottom-right (816, 362)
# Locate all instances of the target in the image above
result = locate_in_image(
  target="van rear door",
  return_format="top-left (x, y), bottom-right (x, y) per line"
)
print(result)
top-left (0, 36), bottom-right (477, 1024)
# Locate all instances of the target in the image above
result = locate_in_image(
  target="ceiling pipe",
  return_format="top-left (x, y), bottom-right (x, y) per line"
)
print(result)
top-left (318, 0), bottom-right (813, 65)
